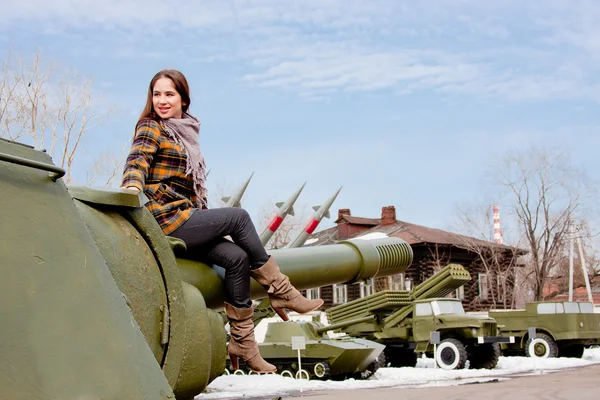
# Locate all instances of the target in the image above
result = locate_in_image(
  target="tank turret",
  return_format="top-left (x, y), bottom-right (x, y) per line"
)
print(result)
top-left (0, 138), bottom-right (413, 400)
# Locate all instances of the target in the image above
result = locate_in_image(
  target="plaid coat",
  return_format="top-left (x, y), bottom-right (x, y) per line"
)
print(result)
top-left (121, 119), bottom-right (207, 235)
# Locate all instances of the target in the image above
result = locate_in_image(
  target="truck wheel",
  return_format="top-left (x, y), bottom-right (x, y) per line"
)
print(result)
top-left (559, 344), bottom-right (584, 358)
top-left (468, 343), bottom-right (501, 369)
top-left (436, 338), bottom-right (468, 370)
top-left (526, 333), bottom-right (558, 358)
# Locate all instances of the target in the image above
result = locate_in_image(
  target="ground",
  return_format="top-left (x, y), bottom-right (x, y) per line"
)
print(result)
top-left (297, 363), bottom-right (600, 400)
top-left (197, 348), bottom-right (600, 399)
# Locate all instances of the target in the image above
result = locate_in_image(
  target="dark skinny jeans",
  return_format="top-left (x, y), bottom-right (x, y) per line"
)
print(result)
top-left (169, 207), bottom-right (270, 308)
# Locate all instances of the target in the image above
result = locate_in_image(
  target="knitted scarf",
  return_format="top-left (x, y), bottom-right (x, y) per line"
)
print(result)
top-left (160, 112), bottom-right (207, 206)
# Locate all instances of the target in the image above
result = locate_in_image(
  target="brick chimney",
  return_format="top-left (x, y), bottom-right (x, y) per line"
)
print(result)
top-left (338, 208), bottom-right (351, 220)
top-left (337, 208), bottom-right (351, 239)
top-left (381, 206), bottom-right (396, 225)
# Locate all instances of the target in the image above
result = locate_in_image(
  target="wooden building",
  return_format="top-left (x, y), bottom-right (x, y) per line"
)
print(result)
top-left (302, 206), bottom-right (526, 312)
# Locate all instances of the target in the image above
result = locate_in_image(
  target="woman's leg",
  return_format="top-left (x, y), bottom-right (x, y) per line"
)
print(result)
top-left (186, 237), bottom-right (252, 308)
top-left (185, 238), bottom-right (276, 373)
top-left (171, 207), bottom-right (323, 320)
top-left (170, 208), bottom-right (268, 269)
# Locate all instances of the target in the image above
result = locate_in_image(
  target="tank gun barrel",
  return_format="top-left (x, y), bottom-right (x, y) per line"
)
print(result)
top-left (177, 237), bottom-right (413, 310)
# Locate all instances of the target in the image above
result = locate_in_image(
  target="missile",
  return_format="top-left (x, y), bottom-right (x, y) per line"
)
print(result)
top-left (286, 186), bottom-right (342, 248)
top-left (260, 181), bottom-right (307, 246)
top-left (221, 172), bottom-right (254, 208)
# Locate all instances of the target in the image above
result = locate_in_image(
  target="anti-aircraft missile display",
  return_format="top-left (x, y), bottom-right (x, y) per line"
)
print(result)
top-left (260, 181), bottom-right (306, 246)
top-left (286, 186), bottom-right (342, 248)
top-left (222, 172), bottom-right (254, 208)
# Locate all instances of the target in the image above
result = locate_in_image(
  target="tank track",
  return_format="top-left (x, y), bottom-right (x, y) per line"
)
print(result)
top-left (226, 358), bottom-right (331, 380)
top-left (225, 356), bottom-right (380, 381)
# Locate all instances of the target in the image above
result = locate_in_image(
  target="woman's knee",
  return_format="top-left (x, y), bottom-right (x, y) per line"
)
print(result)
top-left (224, 248), bottom-right (251, 271)
top-left (229, 207), bottom-right (250, 222)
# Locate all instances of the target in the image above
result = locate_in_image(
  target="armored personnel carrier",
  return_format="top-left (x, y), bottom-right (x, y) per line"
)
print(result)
top-left (490, 301), bottom-right (600, 358)
top-left (326, 264), bottom-right (515, 370)
top-left (229, 318), bottom-right (385, 380)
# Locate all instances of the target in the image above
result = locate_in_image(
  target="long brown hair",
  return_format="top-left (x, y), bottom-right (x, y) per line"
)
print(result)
top-left (138, 69), bottom-right (191, 123)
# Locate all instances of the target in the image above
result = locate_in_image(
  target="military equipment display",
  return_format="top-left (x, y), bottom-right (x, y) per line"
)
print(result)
top-left (260, 181), bottom-right (306, 245)
top-left (0, 138), bottom-right (414, 399)
top-left (326, 264), bottom-right (515, 370)
top-left (229, 319), bottom-right (385, 380)
top-left (222, 171), bottom-right (254, 208)
top-left (490, 302), bottom-right (600, 358)
top-left (286, 186), bottom-right (342, 248)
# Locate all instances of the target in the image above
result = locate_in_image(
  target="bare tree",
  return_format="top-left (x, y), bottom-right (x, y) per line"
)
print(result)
top-left (427, 244), bottom-right (450, 273)
top-left (495, 146), bottom-right (595, 301)
top-left (453, 202), bottom-right (524, 309)
top-left (0, 49), bottom-right (27, 140)
top-left (546, 220), bottom-right (600, 297)
top-left (85, 145), bottom-right (128, 187)
top-left (0, 50), bottom-right (112, 184)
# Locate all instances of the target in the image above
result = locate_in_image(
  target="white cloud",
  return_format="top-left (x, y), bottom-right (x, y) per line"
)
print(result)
top-left (4, 0), bottom-right (600, 102)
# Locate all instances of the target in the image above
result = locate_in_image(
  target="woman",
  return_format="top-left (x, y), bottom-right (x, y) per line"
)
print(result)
top-left (120, 69), bottom-right (323, 373)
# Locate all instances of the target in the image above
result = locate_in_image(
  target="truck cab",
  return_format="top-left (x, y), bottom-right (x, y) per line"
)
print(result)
top-left (410, 298), bottom-right (514, 370)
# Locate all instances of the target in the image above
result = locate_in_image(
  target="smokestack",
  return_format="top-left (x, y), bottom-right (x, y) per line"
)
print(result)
top-left (338, 208), bottom-right (351, 220)
top-left (381, 206), bottom-right (396, 225)
top-left (493, 205), bottom-right (503, 244)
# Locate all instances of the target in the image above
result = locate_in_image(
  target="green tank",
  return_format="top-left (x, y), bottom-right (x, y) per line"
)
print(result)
top-left (0, 138), bottom-right (414, 400)
top-left (228, 314), bottom-right (385, 380)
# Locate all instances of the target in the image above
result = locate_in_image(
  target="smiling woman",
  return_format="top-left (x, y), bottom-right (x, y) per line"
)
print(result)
top-left (152, 78), bottom-right (184, 119)
top-left (119, 68), bottom-right (323, 375)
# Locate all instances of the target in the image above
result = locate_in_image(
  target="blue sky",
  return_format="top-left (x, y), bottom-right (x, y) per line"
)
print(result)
top-left (2, 0), bottom-right (599, 235)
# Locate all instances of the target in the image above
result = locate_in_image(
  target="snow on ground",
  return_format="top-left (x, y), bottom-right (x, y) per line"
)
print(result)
top-left (197, 348), bottom-right (600, 399)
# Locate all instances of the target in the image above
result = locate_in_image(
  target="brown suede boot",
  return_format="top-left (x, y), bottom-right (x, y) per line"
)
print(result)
top-left (250, 256), bottom-right (324, 321)
top-left (225, 302), bottom-right (277, 373)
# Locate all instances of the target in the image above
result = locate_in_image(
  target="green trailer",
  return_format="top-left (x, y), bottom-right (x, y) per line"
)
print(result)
top-left (490, 301), bottom-right (600, 358)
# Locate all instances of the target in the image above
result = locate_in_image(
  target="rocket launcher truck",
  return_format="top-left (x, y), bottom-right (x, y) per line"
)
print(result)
top-left (326, 264), bottom-right (515, 370)
top-left (0, 138), bottom-right (415, 400)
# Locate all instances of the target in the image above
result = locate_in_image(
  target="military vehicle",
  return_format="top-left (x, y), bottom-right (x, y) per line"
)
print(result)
top-left (326, 264), bottom-right (515, 370)
top-left (229, 315), bottom-right (385, 380)
top-left (0, 137), bottom-right (414, 399)
top-left (490, 301), bottom-right (600, 358)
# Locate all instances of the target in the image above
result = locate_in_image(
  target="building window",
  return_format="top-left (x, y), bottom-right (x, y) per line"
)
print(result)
top-left (455, 285), bottom-right (465, 300)
top-left (332, 284), bottom-right (347, 304)
top-left (479, 273), bottom-right (489, 300)
top-left (306, 287), bottom-right (320, 300)
top-left (496, 275), bottom-right (506, 302)
top-left (388, 273), bottom-right (411, 291)
top-left (360, 280), bottom-right (374, 297)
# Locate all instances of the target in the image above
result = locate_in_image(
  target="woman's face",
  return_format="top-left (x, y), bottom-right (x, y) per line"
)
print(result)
top-left (153, 77), bottom-right (184, 119)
